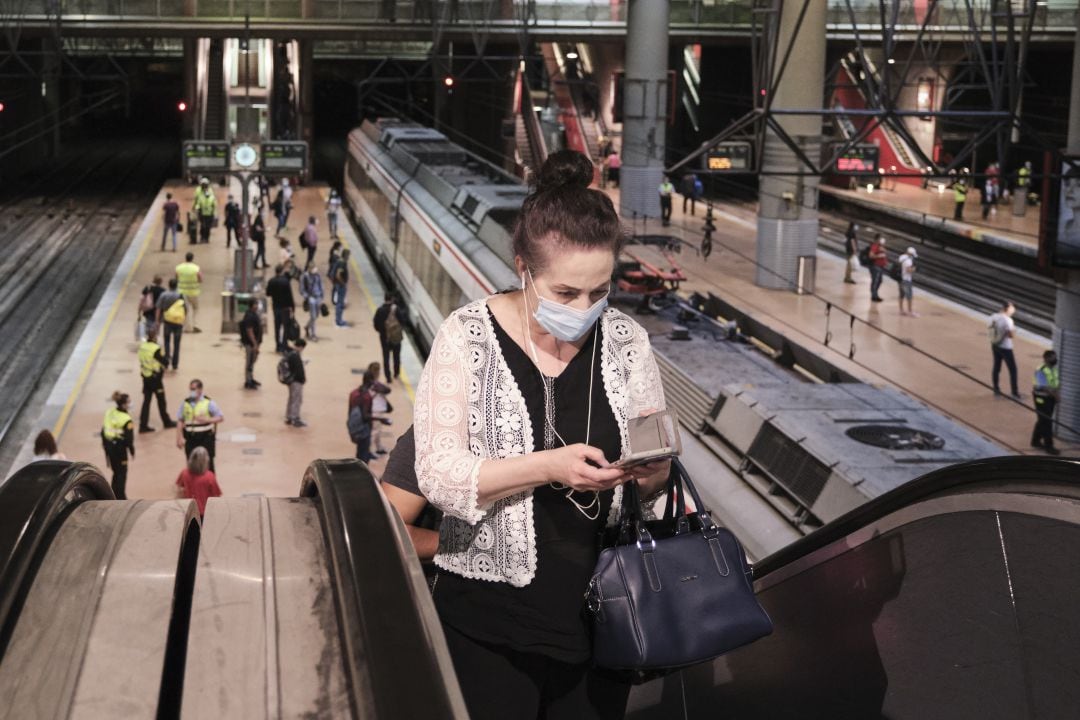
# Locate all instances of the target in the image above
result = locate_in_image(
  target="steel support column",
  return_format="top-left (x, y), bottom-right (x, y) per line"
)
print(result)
top-left (619, 0), bottom-right (670, 221)
top-left (755, 0), bottom-right (827, 290)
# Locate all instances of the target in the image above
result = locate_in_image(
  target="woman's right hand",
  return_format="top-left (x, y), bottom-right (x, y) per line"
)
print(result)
top-left (546, 444), bottom-right (627, 492)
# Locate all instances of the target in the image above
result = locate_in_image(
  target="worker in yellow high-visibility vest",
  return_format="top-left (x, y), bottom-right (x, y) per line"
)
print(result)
top-left (101, 391), bottom-right (135, 499)
top-left (175, 251), bottom-right (203, 333)
top-left (193, 176), bottom-right (217, 243)
top-left (1032, 350), bottom-right (1061, 455)
top-left (138, 324), bottom-right (177, 433)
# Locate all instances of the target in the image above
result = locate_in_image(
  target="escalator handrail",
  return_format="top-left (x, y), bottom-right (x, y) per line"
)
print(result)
top-left (300, 459), bottom-right (468, 719)
top-left (0, 461), bottom-right (113, 653)
top-left (752, 456), bottom-right (1080, 579)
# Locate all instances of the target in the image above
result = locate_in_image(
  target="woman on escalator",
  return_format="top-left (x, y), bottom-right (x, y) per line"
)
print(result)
top-left (413, 150), bottom-right (670, 720)
top-left (101, 391), bottom-right (135, 499)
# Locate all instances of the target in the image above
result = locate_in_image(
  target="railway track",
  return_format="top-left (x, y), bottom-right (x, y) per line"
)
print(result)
top-left (0, 139), bottom-right (174, 450)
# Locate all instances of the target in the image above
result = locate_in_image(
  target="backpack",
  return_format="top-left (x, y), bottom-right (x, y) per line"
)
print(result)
top-left (286, 317), bottom-right (301, 342)
top-left (988, 315), bottom-right (1007, 346)
top-left (887, 261), bottom-right (902, 282)
top-left (139, 288), bottom-right (155, 313)
top-left (347, 403), bottom-right (371, 443)
top-left (277, 355), bottom-right (294, 384)
top-left (298, 231), bottom-right (309, 250)
top-left (857, 246), bottom-right (872, 267)
top-left (385, 305), bottom-right (404, 345)
top-left (693, 178), bottom-right (704, 197)
top-left (163, 298), bottom-right (186, 325)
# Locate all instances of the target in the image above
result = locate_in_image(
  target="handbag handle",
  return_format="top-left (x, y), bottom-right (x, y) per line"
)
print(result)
top-left (618, 459), bottom-right (717, 539)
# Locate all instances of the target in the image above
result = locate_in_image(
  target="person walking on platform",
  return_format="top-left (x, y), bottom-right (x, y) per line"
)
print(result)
top-left (682, 172), bottom-right (702, 216)
top-left (981, 176), bottom-right (998, 220)
top-left (843, 222), bottom-right (859, 284)
top-left (1032, 350), bottom-right (1061, 455)
top-left (606, 151), bottom-right (621, 188)
top-left (300, 261), bottom-right (325, 341)
top-left (156, 279), bottom-right (186, 370)
top-left (331, 248), bottom-right (350, 328)
top-left (175, 252), bottom-right (203, 333)
top-left (101, 391), bottom-right (135, 500)
top-left (162, 192), bottom-right (180, 252)
top-left (186, 208), bottom-right (198, 245)
top-left (953, 176), bottom-right (968, 220)
top-left (224, 194), bottom-right (241, 249)
top-left (898, 247), bottom-right (918, 317)
top-left (374, 293), bottom-right (406, 382)
top-left (266, 265), bottom-right (295, 352)
top-left (301, 216), bottom-right (319, 267)
top-left (240, 301), bottom-right (263, 390)
top-left (348, 372), bottom-right (376, 463)
top-left (283, 338), bottom-right (307, 427)
top-left (326, 189), bottom-right (342, 239)
top-left (868, 234), bottom-right (888, 302)
top-left (988, 301), bottom-right (1020, 398)
top-left (658, 177), bottom-right (674, 226)
top-left (366, 361), bottom-right (393, 454)
top-left (1014, 161), bottom-right (1032, 216)
top-left (138, 325), bottom-right (177, 433)
top-left (273, 178), bottom-right (293, 235)
top-left (176, 447), bottom-right (221, 517)
top-left (138, 276), bottom-right (165, 342)
top-left (251, 210), bottom-right (268, 269)
top-left (177, 379), bottom-right (223, 473)
top-left (193, 177), bottom-right (217, 244)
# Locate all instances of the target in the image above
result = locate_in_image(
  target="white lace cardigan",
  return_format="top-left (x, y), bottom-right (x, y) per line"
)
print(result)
top-left (413, 297), bottom-right (666, 587)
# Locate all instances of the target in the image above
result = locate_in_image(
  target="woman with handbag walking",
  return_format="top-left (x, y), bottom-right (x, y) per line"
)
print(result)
top-left (413, 151), bottom-right (669, 720)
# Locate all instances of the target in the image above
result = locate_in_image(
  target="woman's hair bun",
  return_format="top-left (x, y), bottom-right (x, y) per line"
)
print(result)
top-left (534, 150), bottom-right (593, 193)
top-left (112, 391), bottom-right (127, 404)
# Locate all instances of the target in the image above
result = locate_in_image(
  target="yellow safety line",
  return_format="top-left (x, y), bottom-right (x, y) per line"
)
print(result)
top-left (53, 213), bottom-right (162, 439)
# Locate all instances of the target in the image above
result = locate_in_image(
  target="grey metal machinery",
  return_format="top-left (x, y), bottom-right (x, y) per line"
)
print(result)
top-left (619, 0), bottom-right (670, 222)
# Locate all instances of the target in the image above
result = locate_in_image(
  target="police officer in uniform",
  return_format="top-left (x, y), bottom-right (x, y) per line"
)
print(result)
top-left (138, 325), bottom-right (177, 433)
top-left (101, 391), bottom-right (135, 499)
top-left (176, 379), bottom-right (224, 472)
top-left (1032, 350), bottom-right (1061, 455)
top-left (193, 177), bottom-right (217, 244)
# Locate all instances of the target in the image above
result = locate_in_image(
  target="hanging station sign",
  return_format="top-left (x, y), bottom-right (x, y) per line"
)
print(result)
top-left (702, 141), bottom-right (752, 172)
top-left (182, 141), bottom-right (230, 173)
top-left (833, 143), bottom-right (880, 174)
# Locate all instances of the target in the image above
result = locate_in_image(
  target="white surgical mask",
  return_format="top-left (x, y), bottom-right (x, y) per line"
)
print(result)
top-left (523, 269), bottom-right (608, 343)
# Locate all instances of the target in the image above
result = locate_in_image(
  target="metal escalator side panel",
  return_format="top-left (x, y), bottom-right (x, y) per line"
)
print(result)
top-left (0, 499), bottom-right (197, 720)
top-left (0, 461), bottom-right (112, 655)
top-left (300, 460), bottom-right (468, 720)
top-left (181, 497), bottom-right (351, 720)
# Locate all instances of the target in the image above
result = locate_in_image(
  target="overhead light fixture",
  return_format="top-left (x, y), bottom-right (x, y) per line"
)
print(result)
top-left (887, 58), bottom-right (896, 65)
top-left (533, 105), bottom-right (543, 112)
top-left (566, 51), bottom-right (578, 60)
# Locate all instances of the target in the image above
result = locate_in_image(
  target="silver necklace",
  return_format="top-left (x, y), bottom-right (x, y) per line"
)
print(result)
top-left (521, 296), bottom-right (601, 521)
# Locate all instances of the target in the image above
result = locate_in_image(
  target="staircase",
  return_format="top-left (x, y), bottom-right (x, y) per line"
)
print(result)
top-left (203, 39), bottom-right (226, 140)
top-left (514, 114), bottom-right (536, 176)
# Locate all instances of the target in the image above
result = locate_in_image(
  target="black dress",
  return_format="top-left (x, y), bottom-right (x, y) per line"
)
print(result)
top-left (433, 309), bottom-right (622, 665)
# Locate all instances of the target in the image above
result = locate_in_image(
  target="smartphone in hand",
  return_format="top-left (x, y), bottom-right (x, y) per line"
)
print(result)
top-left (613, 409), bottom-right (682, 468)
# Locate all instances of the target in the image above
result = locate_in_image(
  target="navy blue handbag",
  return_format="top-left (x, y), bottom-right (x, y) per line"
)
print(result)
top-left (586, 459), bottom-right (773, 670)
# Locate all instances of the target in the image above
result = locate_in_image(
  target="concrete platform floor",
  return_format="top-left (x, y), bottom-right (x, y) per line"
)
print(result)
top-left (821, 182), bottom-right (1039, 248)
top-left (45, 180), bottom-right (418, 499)
top-left (603, 188), bottom-right (1073, 456)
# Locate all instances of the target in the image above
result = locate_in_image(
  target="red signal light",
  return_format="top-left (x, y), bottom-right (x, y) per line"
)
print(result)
top-left (443, 76), bottom-right (454, 88)
top-left (178, 101), bottom-right (188, 112)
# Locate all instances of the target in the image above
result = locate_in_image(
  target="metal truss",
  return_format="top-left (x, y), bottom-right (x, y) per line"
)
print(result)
top-left (668, 0), bottom-right (1056, 179)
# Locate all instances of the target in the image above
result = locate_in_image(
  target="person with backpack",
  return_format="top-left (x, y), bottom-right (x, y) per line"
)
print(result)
top-left (682, 173), bottom-right (702, 216)
top-left (331, 248), bottom-right (351, 328)
top-left (867, 234), bottom-right (888, 303)
top-left (366, 361), bottom-right (393, 454)
top-left (155, 278), bottom-right (186, 370)
top-left (374, 293), bottom-right (406, 382)
top-left (138, 276), bottom-right (165, 342)
top-left (347, 370), bottom-right (377, 462)
top-left (843, 222), bottom-right (858, 284)
top-left (300, 261), bottom-right (325, 341)
top-left (280, 338), bottom-right (307, 427)
top-left (988, 301), bottom-right (1020, 398)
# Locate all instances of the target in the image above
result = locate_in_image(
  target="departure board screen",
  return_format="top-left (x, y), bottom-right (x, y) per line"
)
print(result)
top-left (703, 142), bottom-right (751, 172)
top-left (261, 142), bottom-right (308, 172)
top-left (182, 141), bottom-right (229, 171)
top-left (834, 144), bottom-right (880, 174)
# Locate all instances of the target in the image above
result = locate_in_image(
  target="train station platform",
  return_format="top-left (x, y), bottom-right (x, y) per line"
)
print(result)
top-left (820, 182), bottom-right (1039, 258)
top-left (607, 189), bottom-right (1074, 457)
top-left (11, 180), bottom-right (422, 498)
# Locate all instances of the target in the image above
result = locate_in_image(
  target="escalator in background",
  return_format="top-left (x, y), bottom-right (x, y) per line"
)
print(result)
top-left (203, 39), bottom-right (226, 141)
top-left (626, 456), bottom-right (1080, 719)
top-left (0, 460), bottom-right (466, 719)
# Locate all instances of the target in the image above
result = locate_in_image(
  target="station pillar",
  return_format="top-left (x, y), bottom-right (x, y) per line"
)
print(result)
top-left (619, 0), bottom-right (670, 222)
top-left (755, 0), bottom-right (827, 290)
top-left (1052, 21), bottom-right (1080, 442)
